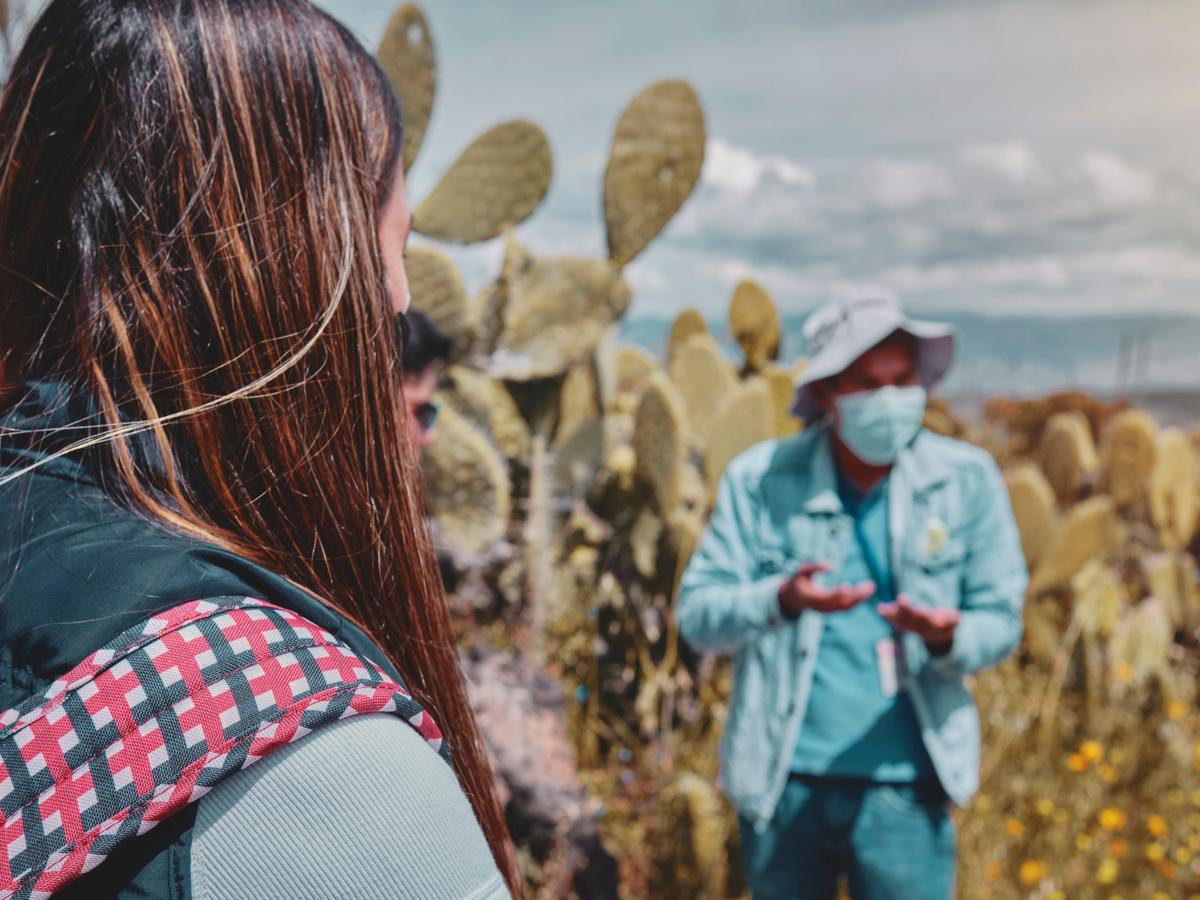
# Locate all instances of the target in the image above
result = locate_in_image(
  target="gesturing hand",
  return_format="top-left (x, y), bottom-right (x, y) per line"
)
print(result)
top-left (777, 562), bottom-right (876, 620)
top-left (877, 595), bottom-right (960, 653)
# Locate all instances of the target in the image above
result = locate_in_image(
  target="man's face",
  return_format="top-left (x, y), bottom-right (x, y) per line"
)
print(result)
top-left (405, 361), bottom-right (443, 451)
top-left (817, 338), bottom-right (919, 411)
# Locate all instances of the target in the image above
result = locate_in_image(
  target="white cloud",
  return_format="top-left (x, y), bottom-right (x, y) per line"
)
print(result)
top-left (961, 141), bottom-right (1043, 184)
top-left (1080, 150), bottom-right (1156, 205)
top-left (703, 137), bottom-right (816, 194)
top-left (865, 159), bottom-right (954, 209)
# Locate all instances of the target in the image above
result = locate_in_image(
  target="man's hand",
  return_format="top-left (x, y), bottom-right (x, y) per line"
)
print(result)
top-left (877, 595), bottom-right (960, 653)
top-left (778, 562), bottom-right (875, 619)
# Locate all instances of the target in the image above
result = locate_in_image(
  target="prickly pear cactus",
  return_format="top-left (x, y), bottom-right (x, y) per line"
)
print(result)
top-left (615, 345), bottom-right (660, 397)
top-left (762, 365), bottom-right (801, 438)
top-left (728, 279), bottom-right (781, 372)
top-left (1039, 411), bottom-right (1099, 504)
top-left (1110, 598), bottom-right (1173, 691)
top-left (604, 80), bottom-right (706, 267)
top-left (414, 120), bottom-right (552, 244)
top-left (403, 245), bottom-right (471, 355)
top-left (1143, 552), bottom-right (1199, 633)
top-left (669, 333), bottom-right (737, 444)
top-left (1029, 495), bottom-right (1119, 594)
top-left (555, 363), bottom-right (600, 449)
top-left (668, 308), bottom-right (708, 363)
top-left (377, 4), bottom-right (435, 172)
top-left (553, 418), bottom-right (604, 502)
top-left (1148, 428), bottom-right (1199, 551)
top-left (704, 377), bottom-right (774, 493)
top-left (1102, 409), bottom-right (1159, 511)
top-left (443, 365), bottom-right (530, 461)
top-left (485, 238), bottom-right (632, 381)
top-left (1005, 462), bottom-right (1058, 569)
top-left (1071, 559), bottom-right (1123, 639)
top-left (633, 374), bottom-right (687, 512)
top-left (422, 403), bottom-right (512, 554)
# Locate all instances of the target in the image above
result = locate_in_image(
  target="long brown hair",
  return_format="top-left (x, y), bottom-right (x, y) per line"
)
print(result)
top-left (0, 0), bottom-right (519, 888)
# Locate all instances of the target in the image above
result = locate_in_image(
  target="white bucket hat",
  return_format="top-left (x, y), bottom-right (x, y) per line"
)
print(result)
top-left (791, 289), bottom-right (955, 421)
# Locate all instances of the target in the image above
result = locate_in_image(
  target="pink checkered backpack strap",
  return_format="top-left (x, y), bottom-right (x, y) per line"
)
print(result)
top-left (0, 596), bottom-right (444, 899)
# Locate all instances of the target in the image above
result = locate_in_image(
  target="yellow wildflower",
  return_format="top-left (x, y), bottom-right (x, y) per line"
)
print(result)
top-left (1018, 859), bottom-right (1047, 886)
top-left (1115, 662), bottom-right (1133, 682)
top-left (1098, 807), bottom-right (1128, 831)
top-left (1081, 740), bottom-right (1104, 763)
top-left (1005, 818), bottom-right (1024, 837)
top-left (1068, 753), bottom-right (1088, 772)
top-left (1168, 699), bottom-right (1189, 720)
top-left (1109, 838), bottom-right (1127, 858)
top-left (975, 794), bottom-right (992, 813)
top-left (1147, 814), bottom-right (1169, 837)
top-left (1096, 857), bottom-right (1119, 885)
top-left (1076, 833), bottom-right (1093, 851)
top-left (1047, 893), bottom-right (1066, 900)
top-left (984, 860), bottom-right (1002, 881)
top-left (1036, 798), bottom-right (1054, 817)
top-left (1173, 846), bottom-right (1192, 865)
top-left (1146, 842), bottom-right (1166, 861)
top-left (1098, 764), bottom-right (1119, 784)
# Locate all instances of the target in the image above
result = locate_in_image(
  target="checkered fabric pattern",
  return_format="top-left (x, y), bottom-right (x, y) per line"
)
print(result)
top-left (0, 596), bottom-right (444, 899)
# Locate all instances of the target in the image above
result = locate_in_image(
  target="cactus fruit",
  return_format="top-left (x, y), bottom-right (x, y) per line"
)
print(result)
top-left (704, 378), bottom-right (774, 493)
top-left (444, 366), bottom-right (530, 461)
top-left (1102, 409), bottom-right (1159, 511)
top-left (487, 239), bottom-right (632, 381)
top-left (762, 365), bottom-right (801, 438)
top-left (728, 280), bottom-right (781, 372)
top-left (1039, 411), bottom-right (1099, 504)
top-left (1005, 463), bottom-right (1059, 569)
top-left (1149, 428), bottom-right (1199, 551)
top-left (669, 333), bottom-right (737, 444)
top-left (1029, 495), bottom-right (1119, 594)
top-left (1071, 559), bottom-right (1122, 639)
top-left (377, 4), bottom-right (435, 172)
top-left (413, 120), bottom-right (552, 244)
top-left (633, 374), bottom-right (687, 512)
top-left (403, 245), bottom-right (471, 355)
top-left (422, 403), bottom-right (511, 554)
top-left (604, 80), bottom-right (706, 267)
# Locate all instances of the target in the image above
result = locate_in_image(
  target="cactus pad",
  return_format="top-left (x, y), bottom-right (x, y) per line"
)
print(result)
top-left (762, 365), bottom-right (801, 438)
top-left (444, 366), bottom-right (530, 461)
top-left (556, 363), bottom-right (600, 449)
top-left (1029, 495), bottom-right (1118, 594)
top-left (1005, 462), bottom-right (1058, 569)
top-left (704, 377), bottom-right (774, 493)
top-left (1102, 409), bottom-right (1159, 510)
top-left (604, 80), bottom-right (706, 266)
top-left (414, 120), bottom-right (552, 243)
top-left (667, 308), bottom-right (708, 363)
top-left (633, 374), bottom-right (687, 512)
top-left (422, 402), bottom-right (511, 554)
top-left (377, 4), bottom-right (435, 172)
top-left (728, 279), bottom-right (781, 372)
top-left (669, 333), bottom-right (737, 444)
top-left (553, 418), bottom-right (604, 502)
top-left (1071, 559), bottom-right (1122, 639)
top-left (487, 239), bottom-right (632, 381)
top-left (615, 345), bottom-right (661, 396)
top-left (1039, 411), bottom-right (1099, 504)
top-left (1148, 428), bottom-right (1199, 551)
top-left (403, 245), bottom-right (471, 356)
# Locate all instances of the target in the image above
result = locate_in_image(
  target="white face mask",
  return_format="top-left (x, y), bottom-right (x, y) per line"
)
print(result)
top-left (834, 385), bottom-right (927, 465)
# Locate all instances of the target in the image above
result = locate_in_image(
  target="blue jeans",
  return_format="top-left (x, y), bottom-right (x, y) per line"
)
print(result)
top-left (738, 776), bottom-right (956, 900)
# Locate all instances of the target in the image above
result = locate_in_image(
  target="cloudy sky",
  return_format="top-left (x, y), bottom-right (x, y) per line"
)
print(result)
top-left (319, 0), bottom-right (1200, 393)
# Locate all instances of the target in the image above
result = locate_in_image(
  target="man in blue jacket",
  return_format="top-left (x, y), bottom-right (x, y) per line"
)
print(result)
top-left (678, 290), bottom-right (1026, 899)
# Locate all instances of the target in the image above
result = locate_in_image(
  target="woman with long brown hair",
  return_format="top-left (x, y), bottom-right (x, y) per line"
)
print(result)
top-left (0, 0), bottom-right (518, 896)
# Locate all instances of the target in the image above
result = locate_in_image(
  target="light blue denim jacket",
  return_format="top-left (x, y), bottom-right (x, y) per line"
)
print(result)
top-left (677, 424), bottom-right (1027, 832)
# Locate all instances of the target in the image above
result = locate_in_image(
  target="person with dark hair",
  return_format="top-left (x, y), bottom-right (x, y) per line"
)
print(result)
top-left (399, 310), bottom-right (453, 451)
top-left (679, 290), bottom-right (1026, 899)
top-left (0, 1), bottom-right (516, 897)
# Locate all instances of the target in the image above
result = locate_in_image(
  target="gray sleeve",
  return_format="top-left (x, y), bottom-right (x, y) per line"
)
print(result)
top-left (190, 713), bottom-right (510, 900)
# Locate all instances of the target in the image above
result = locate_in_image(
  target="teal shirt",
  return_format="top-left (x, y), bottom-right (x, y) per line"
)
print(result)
top-left (789, 472), bottom-right (935, 781)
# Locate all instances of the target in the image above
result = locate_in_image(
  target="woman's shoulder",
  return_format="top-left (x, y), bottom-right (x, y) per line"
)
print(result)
top-left (191, 713), bottom-right (509, 900)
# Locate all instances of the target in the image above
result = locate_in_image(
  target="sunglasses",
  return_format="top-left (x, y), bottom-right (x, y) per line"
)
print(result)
top-left (413, 399), bottom-right (440, 433)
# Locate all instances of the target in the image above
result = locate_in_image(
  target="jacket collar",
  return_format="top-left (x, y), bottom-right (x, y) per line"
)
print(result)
top-left (780, 424), bottom-right (951, 514)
